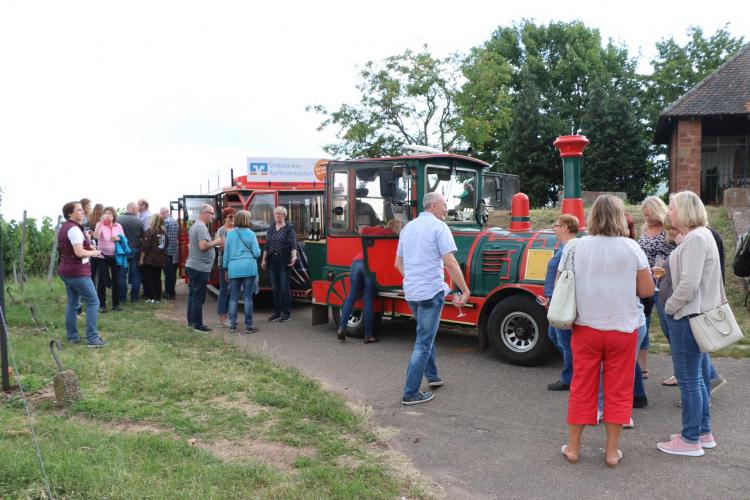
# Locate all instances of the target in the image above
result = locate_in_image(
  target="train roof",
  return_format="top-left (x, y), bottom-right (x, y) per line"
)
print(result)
top-left (331, 153), bottom-right (491, 170)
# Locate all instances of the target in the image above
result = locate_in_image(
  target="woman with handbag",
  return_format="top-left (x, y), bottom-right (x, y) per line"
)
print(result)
top-left (223, 210), bottom-right (261, 333)
top-left (558, 195), bottom-right (653, 468)
top-left (657, 191), bottom-right (724, 457)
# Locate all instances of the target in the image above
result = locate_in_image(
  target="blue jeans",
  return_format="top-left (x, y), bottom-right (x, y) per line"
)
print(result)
top-left (667, 314), bottom-right (711, 443)
top-left (119, 250), bottom-right (142, 302)
top-left (548, 326), bottom-right (573, 384)
top-left (339, 260), bottom-right (376, 338)
top-left (402, 291), bottom-right (445, 399)
top-left (218, 266), bottom-right (230, 316)
top-left (186, 267), bottom-right (209, 328)
top-left (229, 276), bottom-right (256, 327)
top-left (268, 254), bottom-right (291, 315)
top-left (60, 276), bottom-right (100, 343)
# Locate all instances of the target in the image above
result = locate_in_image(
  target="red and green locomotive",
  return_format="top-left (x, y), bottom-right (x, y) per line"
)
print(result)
top-left (308, 135), bottom-right (590, 366)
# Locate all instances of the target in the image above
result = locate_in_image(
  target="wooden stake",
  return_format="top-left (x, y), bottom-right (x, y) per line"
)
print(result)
top-left (19, 210), bottom-right (26, 293)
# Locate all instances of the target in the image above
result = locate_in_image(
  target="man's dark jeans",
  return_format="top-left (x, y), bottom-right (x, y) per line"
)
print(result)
top-left (119, 249), bottom-right (142, 302)
top-left (163, 260), bottom-right (177, 299)
top-left (186, 267), bottom-right (209, 328)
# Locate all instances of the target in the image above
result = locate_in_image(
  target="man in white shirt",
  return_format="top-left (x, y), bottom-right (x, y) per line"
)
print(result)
top-left (395, 192), bottom-right (470, 405)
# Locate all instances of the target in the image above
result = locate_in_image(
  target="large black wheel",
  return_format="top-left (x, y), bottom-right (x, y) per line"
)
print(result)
top-left (331, 306), bottom-right (381, 339)
top-left (487, 295), bottom-right (556, 366)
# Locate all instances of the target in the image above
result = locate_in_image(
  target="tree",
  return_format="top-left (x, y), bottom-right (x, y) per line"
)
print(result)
top-left (502, 68), bottom-right (563, 207)
top-left (307, 47), bottom-right (463, 159)
top-left (580, 77), bottom-right (653, 201)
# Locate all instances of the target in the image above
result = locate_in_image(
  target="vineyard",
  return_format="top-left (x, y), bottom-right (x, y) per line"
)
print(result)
top-left (1, 215), bottom-right (59, 278)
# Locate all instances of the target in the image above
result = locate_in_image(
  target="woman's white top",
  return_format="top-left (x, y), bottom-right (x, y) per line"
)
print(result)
top-left (559, 235), bottom-right (649, 333)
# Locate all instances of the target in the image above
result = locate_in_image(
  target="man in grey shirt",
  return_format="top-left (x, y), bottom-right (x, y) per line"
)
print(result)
top-left (185, 204), bottom-right (221, 331)
top-left (118, 202), bottom-right (145, 303)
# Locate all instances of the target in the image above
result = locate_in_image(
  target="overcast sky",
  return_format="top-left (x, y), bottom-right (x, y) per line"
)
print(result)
top-left (0, 0), bottom-right (747, 223)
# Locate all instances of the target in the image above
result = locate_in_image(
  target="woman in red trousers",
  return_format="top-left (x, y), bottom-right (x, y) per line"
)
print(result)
top-left (558, 195), bottom-right (654, 467)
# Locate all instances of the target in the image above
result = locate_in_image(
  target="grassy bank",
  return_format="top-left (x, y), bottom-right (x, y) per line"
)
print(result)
top-left (1, 280), bottom-right (432, 499)
top-left (526, 204), bottom-right (750, 357)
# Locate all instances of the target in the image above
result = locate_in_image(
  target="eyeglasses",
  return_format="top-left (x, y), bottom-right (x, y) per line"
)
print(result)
top-left (226, 215), bottom-right (235, 219)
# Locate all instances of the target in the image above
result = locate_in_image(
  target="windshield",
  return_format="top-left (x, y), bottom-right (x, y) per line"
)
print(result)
top-left (425, 166), bottom-right (478, 222)
top-left (248, 193), bottom-right (275, 233)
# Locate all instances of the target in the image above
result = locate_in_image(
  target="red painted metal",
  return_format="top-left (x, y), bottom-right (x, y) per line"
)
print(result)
top-left (509, 193), bottom-right (531, 232)
top-left (552, 135), bottom-right (590, 157)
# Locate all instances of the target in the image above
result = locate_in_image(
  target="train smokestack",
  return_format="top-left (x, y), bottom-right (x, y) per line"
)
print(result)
top-left (553, 135), bottom-right (589, 231)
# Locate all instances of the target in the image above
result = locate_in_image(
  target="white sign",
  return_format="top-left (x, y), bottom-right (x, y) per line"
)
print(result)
top-left (246, 157), bottom-right (327, 183)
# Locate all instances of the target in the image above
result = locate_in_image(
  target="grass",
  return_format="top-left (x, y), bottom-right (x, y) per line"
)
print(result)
top-left (1, 279), bottom-right (434, 499)
top-left (526, 204), bottom-right (750, 357)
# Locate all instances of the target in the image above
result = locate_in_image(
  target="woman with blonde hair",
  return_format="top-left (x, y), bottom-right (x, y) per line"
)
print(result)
top-left (560, 195), bottom-right (654, 467)
top-left (637, 195), bottom-right (675, 378)
top-left (140, 214), bottom-right (167, 303)
top-left (657, 191), bottom-right (723, 457)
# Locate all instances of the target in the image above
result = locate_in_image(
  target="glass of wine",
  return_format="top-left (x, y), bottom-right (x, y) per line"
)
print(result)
top-left (454, 291), bottom-right (467, 318)
top-left (652, 254), bottom-right (666, 291)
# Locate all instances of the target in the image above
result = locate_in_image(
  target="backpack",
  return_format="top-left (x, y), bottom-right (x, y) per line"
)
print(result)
top-left (733, 230), bottom-right (750, 277)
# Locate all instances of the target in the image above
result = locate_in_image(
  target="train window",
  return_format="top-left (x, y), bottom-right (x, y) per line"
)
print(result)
top-left (279, 193), bottom-right (323, 239)
top-left (330, 171), bottom-right (350, 232)
top-left (425, 166), bottom-right (478, 223)
top-left (248, 193), bottom-right (275, 233)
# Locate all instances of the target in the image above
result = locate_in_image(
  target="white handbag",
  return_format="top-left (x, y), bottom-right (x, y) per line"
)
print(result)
top-left (689, 285), bottom-right (744, 352)
top-left (547, 239), bottom-right (577, 330)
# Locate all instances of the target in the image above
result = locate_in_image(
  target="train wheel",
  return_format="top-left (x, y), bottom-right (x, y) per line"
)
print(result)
top-left (487, 295), bottom-right (555, 366)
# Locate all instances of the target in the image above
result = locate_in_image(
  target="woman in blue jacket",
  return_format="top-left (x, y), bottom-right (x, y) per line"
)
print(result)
top-left (223, 210), bottom-right (261, 333)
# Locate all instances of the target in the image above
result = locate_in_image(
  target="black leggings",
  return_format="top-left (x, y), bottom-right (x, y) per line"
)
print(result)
top-left (96, 255), bottom-right (120, 309)
top-left (142, 265), bottom-right (163, 301)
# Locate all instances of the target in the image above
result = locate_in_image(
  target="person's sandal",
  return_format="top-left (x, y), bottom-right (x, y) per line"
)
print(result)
top-left (364, 337), bottom-right (378, 344)
top-left (561, 445), bottom-right (578, 464)
top-left (336, 329), bottom-right (346, 342)
top-left (641, 370), bottom-right (649, 379)
top-left (662, 375), bottom-right (678, 386)
top-left (606, 449), bottom-right (623, 468)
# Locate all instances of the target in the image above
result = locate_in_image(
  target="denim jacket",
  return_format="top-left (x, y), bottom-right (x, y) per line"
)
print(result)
top-left (543, 244), bottom-right (565, 299)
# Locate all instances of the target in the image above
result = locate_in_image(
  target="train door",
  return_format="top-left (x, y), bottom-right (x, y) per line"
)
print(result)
top-left (177, 194), bottom-right (219, 279)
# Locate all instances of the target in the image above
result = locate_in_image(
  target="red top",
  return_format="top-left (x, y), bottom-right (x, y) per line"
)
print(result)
top-left (353, 226), bottom-right (396, 260)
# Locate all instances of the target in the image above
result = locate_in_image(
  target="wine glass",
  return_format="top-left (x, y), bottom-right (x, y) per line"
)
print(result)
top-left (454, 291), bottom-right (467, 318)
top-left (653, 254), bottom-right (666, 291)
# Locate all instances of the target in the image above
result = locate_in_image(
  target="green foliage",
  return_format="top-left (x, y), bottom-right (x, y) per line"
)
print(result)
top-left (580, 76), bottom-right (654, 202)
top-left (307, 46), bottom-right (464, 158)
top-left (310, 21), bottom-right (745, 208)
top-left (501, 67), bottom-right (562, 206)
top-left (1, 215), bottom-right (59, 277)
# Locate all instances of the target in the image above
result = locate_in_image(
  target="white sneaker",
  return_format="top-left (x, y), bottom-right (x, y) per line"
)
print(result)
top-left (623, 417), bottom-right (634, 429)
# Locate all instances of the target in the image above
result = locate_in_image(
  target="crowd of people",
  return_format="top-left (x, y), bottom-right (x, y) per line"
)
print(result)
top-left (58, 198), bottom-right (178, 347)
top-left (183, 204), bottom-right (295, 333)
top-left (60, 189), bottom-right (731, 463)
top-left (539, 193), bottom-right (727, 464)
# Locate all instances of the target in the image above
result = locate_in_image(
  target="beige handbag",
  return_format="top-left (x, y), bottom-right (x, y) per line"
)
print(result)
top-left (547, 239), bottom-right (577, 330)
top-left (689, 285), bottom-right (744, 353)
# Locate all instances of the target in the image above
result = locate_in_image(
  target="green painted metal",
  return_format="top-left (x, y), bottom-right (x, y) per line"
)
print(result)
top-left (562, 157), bottom-right (581, 198)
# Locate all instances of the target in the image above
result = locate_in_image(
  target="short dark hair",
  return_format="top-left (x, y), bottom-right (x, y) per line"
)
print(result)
top-left (103, 206), bottom-right (117, 223)
top-left (62, 201), bottom-right (80, 220)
